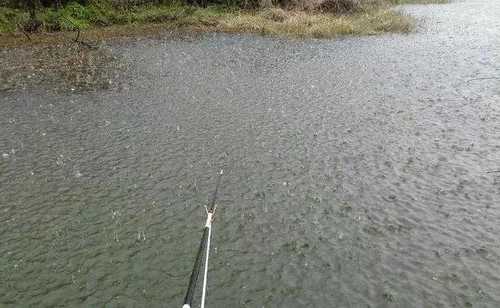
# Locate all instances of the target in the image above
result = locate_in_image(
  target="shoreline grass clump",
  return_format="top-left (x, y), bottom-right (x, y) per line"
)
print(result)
top-left (217, 7), bottom-right (412, 38)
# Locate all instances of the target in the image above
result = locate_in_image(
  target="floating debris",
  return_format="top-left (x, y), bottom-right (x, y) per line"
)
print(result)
top-left (0, 43), bottom-right (127, 93)
top-left (383, 292), bottom-right (394, 302)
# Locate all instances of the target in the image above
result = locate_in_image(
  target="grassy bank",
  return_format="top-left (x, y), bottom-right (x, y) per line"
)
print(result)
top-left (0, 1), bottom-right (418, 44)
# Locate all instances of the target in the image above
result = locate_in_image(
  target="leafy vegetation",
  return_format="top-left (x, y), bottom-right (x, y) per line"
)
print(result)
top-left (0, 7), bottom-right (28, 32)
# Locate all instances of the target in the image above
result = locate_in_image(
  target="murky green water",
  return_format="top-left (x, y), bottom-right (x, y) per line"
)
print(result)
top-left (1, 1), bottom-right (500, 307)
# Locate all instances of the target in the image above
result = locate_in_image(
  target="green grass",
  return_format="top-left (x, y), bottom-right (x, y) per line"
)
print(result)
top-left (0, 7), bottom-right (28, 32)
top-left (1, 2), bottom-right (235, 33)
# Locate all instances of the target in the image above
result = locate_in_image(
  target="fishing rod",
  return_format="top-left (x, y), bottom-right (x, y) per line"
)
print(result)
top-left (183, 169), bottom-right (224, 308)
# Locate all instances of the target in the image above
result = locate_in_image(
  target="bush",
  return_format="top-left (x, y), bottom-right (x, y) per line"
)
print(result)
top-left (38, 3), bottom-right (91, 31)
top-left (0, 7), bottom-right (28, 32)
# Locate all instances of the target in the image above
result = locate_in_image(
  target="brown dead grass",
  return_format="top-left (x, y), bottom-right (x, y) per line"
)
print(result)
top-left (218, 8), bottom-right (413, 38)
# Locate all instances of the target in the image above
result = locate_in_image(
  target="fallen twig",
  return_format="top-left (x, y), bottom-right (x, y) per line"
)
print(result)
top-left (17, 23), bottom-right (32, 41)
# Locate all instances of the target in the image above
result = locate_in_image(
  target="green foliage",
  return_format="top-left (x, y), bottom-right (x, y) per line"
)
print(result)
top-left (0, 7), bottom-right (28, 32)
top-left (86, 0), bottom-right (126, 25)
top-left (58, 2), bottom-right (92, 29)
top-left (39, 2), bottom-right (93, 31)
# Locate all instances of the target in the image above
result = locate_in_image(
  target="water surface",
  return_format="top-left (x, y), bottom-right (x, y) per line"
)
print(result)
top-left (1, 1), bottom-right (500, 307)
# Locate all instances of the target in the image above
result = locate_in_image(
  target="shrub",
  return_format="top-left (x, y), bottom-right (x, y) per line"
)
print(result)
top-left (0, 7), bottom-right (27, 32)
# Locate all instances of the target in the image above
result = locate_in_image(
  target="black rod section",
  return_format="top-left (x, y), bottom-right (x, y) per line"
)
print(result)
top-left (182, 170), bottom-right (223, 307)
top-left (183, 227), bottom-right (209, 307)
